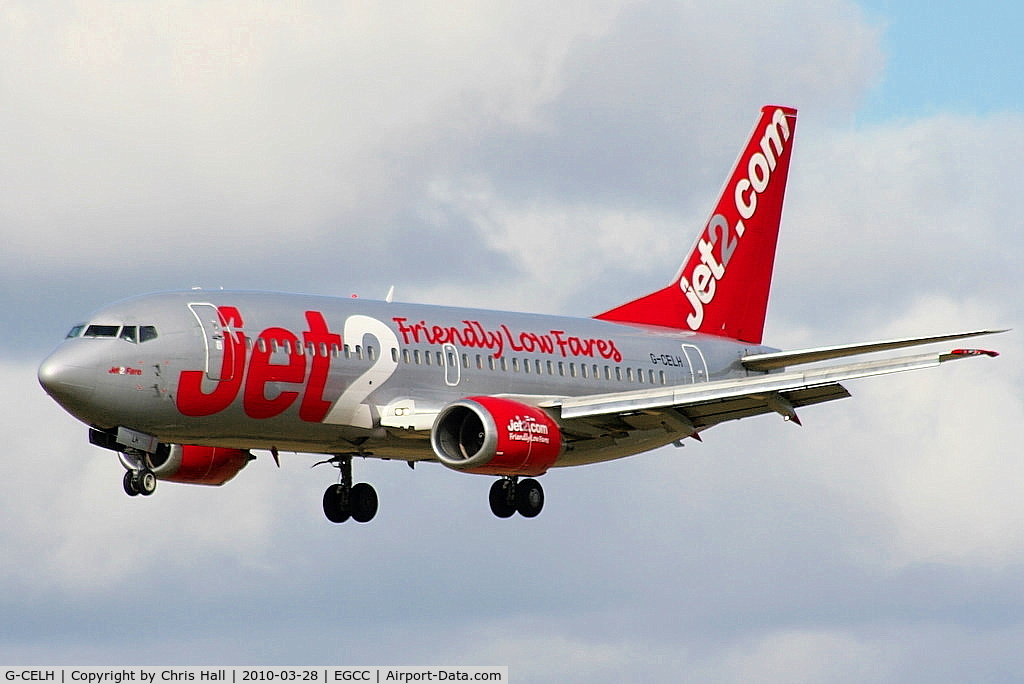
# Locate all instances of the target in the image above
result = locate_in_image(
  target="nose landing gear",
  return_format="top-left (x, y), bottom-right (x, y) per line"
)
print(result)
top-left (120, 450), bottom-right (158, 497)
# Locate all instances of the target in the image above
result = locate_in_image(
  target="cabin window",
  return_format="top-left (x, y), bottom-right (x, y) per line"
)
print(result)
top-left (558, 362), bottom-right (565, 377)
top-left (581, 364), bottom-right (588, 379)
top-left (424, 350), bottom-right (431, 366)
top-left (488, 355), bottom-right (495, 371)
top-left (637, 368), bottom-right (645, 384)
top-left (403, 349), bottom-right (411, 364)
top-left (500, 358), bottom-right (508, 372)
top-left (436, 351), bottom-right (443, 366)
top-left (391, 347), bottom-right (398, 362)
top-left (476, 354), bottom-right (484, 370)
top-left (659, 370), bottom-right (666, 385)
top-left (447, 351), bottom-right (457, 367)
top-left (569, 363), bottom-right (577, 378)
top-left (547, 360), bottom-right (555, 375)
top-left (367, 346), bottom-right (376, 361)
top-left (512, 358), bottom-right (520, 372)
top-left (462, 353), bottom-right (469, 369)
top-left (414, 349), bottom-right (422, 365)
top-left (626, 368), bottom-right (633, 382)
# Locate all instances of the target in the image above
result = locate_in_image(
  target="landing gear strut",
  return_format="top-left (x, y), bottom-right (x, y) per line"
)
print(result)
top-left (489, 476), bottom-right (544, 519)
top-left (319, 454), bottom-right (378, 524)
top-left (120, 451), bottom-right (157, 497)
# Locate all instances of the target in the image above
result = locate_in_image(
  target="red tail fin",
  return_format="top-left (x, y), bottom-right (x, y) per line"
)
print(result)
top-left (595, 105), bottom-right (797, 344)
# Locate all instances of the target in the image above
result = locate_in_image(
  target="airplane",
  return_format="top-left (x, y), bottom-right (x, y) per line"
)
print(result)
top-left (38, 105), bottom-right (1003, 524)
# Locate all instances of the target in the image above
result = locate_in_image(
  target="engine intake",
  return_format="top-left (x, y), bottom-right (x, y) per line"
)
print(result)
top-left (431, 396), bottom-right (562, 476)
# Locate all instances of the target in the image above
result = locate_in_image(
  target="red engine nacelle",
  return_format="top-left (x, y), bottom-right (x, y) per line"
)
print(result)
top-left (430, 396), bottom-right (563, 476)
top-left (150, 445), bottom-right (254, 486)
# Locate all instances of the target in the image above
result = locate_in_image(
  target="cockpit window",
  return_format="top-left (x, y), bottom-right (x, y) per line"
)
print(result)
top-left (73, 323), bottom-right (158, 342)
top-left (84, 325), bottom-right (120, 338)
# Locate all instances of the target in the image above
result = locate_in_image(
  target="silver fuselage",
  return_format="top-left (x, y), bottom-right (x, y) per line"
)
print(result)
top-left (39, 290), bottom-right (777, 467)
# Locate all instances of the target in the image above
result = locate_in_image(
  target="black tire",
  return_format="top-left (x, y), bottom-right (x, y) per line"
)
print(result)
top-left (137, 470), bottom-right (157, 496)
top-left (350, 483), bottom-right (379, 523)
top-left (516, 478), bottom-right (544, 518)
top-left (489, 479), bottom-right (516, 518)
top-left (323, 484), bottom-right (350, 523)
top-left (123, 470), bottom-right (140, 497)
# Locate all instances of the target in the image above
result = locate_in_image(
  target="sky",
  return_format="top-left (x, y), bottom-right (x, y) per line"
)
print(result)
top-left (2, 1), bottom-right (1023, 681)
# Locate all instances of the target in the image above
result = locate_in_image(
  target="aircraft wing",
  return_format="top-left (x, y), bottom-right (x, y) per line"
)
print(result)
top-left (380, 332), bottom-right (1004, 439)
top-left (740, 329), bottom-right (1006, 371)
top-left (544, 345), bottom-right (1000, 435)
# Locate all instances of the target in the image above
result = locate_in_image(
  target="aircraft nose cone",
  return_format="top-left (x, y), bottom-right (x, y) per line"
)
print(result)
top-left (38, 347), bottom-right (98, 410)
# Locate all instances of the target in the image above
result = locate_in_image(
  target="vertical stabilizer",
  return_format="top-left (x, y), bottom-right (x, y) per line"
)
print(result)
top-left (594, 105), bottom-right (798, 344)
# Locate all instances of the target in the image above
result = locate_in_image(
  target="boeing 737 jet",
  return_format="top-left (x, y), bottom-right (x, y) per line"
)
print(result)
top-left (38, 106), bottom-right (1002, 523)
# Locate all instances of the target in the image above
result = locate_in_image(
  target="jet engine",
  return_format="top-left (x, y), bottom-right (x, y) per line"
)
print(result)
top-left (149, 444), bottom-right (254, 486)
top-left (89, 427), bottom-right (254, 487)
top-left (431, 396), bottom-right (562, 476)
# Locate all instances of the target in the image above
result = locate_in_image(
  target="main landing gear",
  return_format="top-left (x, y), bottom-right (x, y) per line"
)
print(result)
top-left (319, 454), bottom-right (378, 524)
top-left (489, 476), bottom-right (544, 519)
top-left (316, 458), bottom-right (544, 522)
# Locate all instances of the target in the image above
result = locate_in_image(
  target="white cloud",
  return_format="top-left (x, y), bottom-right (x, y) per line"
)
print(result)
top-left (0, 1), bottom-right (622, 277)
top-left (0, 0), bottom-right (883, 294)
top-left (773, 112), bottom-right (1024, 337)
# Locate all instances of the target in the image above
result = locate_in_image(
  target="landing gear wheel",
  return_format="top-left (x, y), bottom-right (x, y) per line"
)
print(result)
top-left (137, 469), bottom-right (157, 496)
top-left (318, 453), bottom-right (381, 524)
top-left (323, 484), bottom-right (351, 524)
top-left (123, 470), bottom-right (140, 497)
top-left (350, 483), bottom-right (379, 523)
top-left (516, 478), bottom-right (544, 518)
top-left (489, 479), bottom-right (517, 518)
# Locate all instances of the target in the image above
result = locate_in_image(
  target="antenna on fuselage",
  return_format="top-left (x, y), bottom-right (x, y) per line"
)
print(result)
top-left (385, 285), bottom-right (395, 303)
